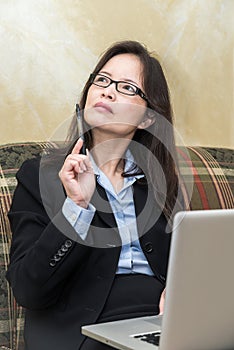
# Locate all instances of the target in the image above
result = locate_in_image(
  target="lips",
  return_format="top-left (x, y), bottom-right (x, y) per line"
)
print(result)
top-left (94, 102), bottom-right (113, 114)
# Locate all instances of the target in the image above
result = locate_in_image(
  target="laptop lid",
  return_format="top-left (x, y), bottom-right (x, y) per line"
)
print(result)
top-left (160, 208), bottom-right (234, 350)
top-left (82, 209), bottom-right (234, 350)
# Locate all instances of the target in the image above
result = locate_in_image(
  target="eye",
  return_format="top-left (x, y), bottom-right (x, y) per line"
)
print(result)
top-left (95, 75), bottom-right (109, 83)
top-left (121, 83), bottom-right (137, 93)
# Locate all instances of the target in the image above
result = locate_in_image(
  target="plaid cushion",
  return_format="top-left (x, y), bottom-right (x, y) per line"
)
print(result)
top-left (0, 143), bottom-right (52, 350)
top-left (178, 146), bottom-right (234, 209)
top-left (0, 142), bottom-right (233, 350)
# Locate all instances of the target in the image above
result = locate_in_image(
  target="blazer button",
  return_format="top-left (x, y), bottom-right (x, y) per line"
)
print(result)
top-left (61, 245), bottom-right (68, 252)
top-left (159, 274), bottom-right (166, 282)
top-left (53, 254), bottom-right (61, 262)
top-left (49, 259), bottom-right (56, 267)
top-left (57, 249), bottom-right (65, 257)
top-left (144, 242), bottom-right (153, 253)
top-left (64, 240), bottom-right (72, 248)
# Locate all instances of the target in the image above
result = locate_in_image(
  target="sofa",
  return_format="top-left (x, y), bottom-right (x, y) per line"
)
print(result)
top-left (0, 142), bottom-right (234, 350)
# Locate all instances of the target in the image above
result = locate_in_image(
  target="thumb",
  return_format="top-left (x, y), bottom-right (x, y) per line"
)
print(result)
top-left (71, 138), bottom-right (84, 155)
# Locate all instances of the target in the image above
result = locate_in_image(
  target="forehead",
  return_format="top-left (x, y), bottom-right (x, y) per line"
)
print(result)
top-left (100, 53), bottom-right (143, 83)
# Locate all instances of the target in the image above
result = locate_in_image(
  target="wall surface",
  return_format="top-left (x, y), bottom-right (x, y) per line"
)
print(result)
top-left (1, 0), bottom-right (233, 147)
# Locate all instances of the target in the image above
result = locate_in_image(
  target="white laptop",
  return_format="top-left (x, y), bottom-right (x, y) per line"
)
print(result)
top-left (82, 209), bottom-right (234, 350)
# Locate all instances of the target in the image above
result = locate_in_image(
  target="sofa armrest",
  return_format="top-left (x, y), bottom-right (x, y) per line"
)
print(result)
top-left (0, 142), bottom-right (52, 350)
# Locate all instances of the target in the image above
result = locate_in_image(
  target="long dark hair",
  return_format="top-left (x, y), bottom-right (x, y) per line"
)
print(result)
top-left (53, 40), bottom-right (184, 222)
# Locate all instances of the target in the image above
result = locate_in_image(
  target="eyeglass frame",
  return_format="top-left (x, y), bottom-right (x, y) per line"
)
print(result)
top-left (89, 73), bottom-right (148, 102)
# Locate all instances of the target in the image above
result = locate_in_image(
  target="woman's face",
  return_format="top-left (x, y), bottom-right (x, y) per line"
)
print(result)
top-left (84, 53), bottom-right (152, 138)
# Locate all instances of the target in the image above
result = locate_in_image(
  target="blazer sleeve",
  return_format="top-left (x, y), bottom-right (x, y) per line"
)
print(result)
top-left (6, 157), bottom-right (91, 310)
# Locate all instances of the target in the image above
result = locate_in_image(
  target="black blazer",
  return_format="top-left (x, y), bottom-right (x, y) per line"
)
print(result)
top-left (6, 156), bottom-right (171, 350)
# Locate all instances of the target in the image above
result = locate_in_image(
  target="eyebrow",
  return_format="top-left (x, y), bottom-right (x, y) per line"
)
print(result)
top-left (99, 70), bottom-right (139, 86)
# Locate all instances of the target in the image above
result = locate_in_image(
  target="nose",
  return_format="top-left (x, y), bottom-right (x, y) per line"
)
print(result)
top-left (101, 83), bottom-right (116, 100)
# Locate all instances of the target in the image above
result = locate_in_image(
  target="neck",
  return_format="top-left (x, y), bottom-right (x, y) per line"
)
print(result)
top-left (91, 133), bottom-right (131, 175)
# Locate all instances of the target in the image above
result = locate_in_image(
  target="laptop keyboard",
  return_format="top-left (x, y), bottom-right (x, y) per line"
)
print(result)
top-left (133, 331), bottom-right (161, 346)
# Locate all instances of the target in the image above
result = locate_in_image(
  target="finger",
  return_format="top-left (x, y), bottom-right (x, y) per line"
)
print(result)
top-left (63, 151), bottom-right (93, 175)
top-left (72, 159), bottom-right (88, 174)
top-left (84, 149), bottom-right (94, 173)
top-left (85, 149), bottom-right (92, 166)
top-left (59, 160), bottom-right (78, 181)
top-left (159, 298), bottom-right (164, 315)
top-left (66, 155), bottom-right (89, 172)
top-left (79, 160), bottom-right (87, 172)
top-left (71, 138), bottom-right (84, 155)
top-left (61, 157), bottom-right (85, 176)
top-left (159, 289), bottom-right (166, 315)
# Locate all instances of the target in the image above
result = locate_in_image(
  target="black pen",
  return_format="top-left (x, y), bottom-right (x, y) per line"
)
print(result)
top-left (76, 104), bottom-right (86, 154)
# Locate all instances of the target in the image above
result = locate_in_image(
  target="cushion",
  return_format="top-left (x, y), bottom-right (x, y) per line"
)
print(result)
top-left (0, 142), bottom-right (233, 349)
top-left (0, 143), bottom-right (52, 350)
top-left (179, 146), bottom-right (234, 209)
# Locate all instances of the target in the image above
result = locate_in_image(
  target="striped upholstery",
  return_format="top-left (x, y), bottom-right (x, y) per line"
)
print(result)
top-left (0, 142), bottom-right (234, 350)
top-left (0, 143), bottom-right (52, 350)
top-left (178, 146), bottom-right (234, 210)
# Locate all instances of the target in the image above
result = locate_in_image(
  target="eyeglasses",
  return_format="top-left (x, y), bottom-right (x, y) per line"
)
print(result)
top-left (89, 73), bottom-right (148, 102)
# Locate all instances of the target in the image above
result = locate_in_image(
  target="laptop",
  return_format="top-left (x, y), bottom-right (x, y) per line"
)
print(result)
top-left (82, 209), bottom-right (234, 350)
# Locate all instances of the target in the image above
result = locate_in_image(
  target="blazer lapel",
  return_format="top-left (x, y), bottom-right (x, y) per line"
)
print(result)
top-left (133, 181), bottom-right (161, 239)
top-left (91, 182), bottom-right (118, 229)
top-left (88, 182), bottom-right (121, 248)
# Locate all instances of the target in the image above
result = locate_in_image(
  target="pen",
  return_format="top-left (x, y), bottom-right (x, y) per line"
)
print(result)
top-left (76, 104), bottom-right (86, 154)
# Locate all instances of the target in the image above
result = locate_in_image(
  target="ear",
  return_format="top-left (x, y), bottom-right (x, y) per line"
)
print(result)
top-left (137, 116), bottom-right (155, 130)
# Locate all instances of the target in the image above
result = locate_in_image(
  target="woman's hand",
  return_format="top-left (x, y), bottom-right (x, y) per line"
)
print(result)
top-left (159, 288), bottom-right (166, 315)
top-left (59, 138), bottom-right (95, 208)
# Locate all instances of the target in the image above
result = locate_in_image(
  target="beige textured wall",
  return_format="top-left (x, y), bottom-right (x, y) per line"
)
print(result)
top-left (1, 0), bottom-right (233, 147)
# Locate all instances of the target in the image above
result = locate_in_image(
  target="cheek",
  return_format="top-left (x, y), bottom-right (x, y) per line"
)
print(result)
top-left (85, 88), bottom-right (94, 109)
top-left (85, 84), bottom-right (103, 109)
top-left (83, 108), bottom-right (98, 127)
top-left (118, 103), bottom-right (146, 125)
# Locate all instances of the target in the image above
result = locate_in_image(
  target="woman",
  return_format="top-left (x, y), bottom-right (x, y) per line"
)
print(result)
top-left (6, 40), bottom-right (184, 350)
